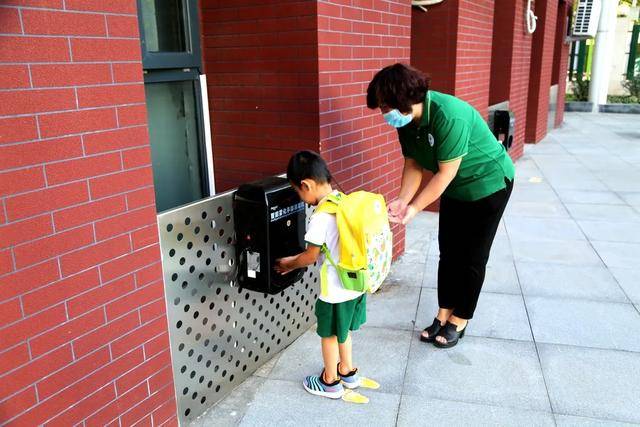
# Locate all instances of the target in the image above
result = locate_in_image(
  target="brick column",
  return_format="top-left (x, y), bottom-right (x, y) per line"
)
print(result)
top-left (411, 1), bottom-right (494, 116)
top-left (554, 1), bottom-right (572, 127)
top-left (200, 1), bottom-right (319, 192)
top-left (526, 0), bottom-right (560, 143)
top-left (317, 0), bottom-right (411, 258)
top-left (489, 0), bottom-right (535, 160)
top-left (0, 3), bottom-right (175, 426)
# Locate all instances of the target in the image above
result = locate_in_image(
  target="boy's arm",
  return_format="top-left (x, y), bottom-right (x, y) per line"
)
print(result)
top-left (275, 245), bottom-right (322, 274)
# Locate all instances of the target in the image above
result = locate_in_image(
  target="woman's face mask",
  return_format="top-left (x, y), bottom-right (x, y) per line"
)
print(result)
top-left (383, 109), bottom-right (413, 128)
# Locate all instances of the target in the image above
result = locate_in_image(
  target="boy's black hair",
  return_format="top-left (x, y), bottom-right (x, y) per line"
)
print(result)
top-left (366, 63), bottom-right (430, 114)
top-left (286, 150), bottom-right (332, 187)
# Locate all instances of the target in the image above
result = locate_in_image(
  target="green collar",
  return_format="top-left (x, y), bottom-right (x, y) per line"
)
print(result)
top-left (419, 90), bottom-right (431, 129)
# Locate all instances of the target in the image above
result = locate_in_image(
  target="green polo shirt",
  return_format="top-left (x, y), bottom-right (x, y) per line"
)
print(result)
top-left (398, 91), bottom-right (515, 202)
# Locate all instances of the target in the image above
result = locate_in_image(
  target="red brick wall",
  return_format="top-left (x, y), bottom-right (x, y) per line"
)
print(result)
top-left (455, 0), bottom-right (494, 117)
top-left (317, 0), bottom-right (411, 258)
top-left (489, 4), bottom-right (515, 106)
top-left (526, 0), bottom-right (559, 143)
top-left (0, 3), bottom-right (176, 426)
top-left (411, 2), bottom-right (457, 94)
top-left (489, 0), bottom-right (534, 161)
top-left (200, 0), bottom-right (319, 192)
top-left (554, 1), bottom-right (571, 127)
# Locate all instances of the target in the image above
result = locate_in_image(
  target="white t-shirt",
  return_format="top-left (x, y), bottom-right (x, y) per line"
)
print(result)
top-left (305, 207), bottom-right (364, 304)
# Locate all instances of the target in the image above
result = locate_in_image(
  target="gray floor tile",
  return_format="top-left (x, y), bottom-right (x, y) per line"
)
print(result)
top-left (565, 203), bottom-right (640, 222)
top-left (505, 217), bottom-right (585, 242)
top-left (386, 260), bottom-right (425, 287)
top-left (398, 396), bottom-right (555, 427)
top-left (396, 244), bottom-right (428, 265)
top-left (415, 289), bottom-right (532, 341)
top-left (539, 344), bottom-right (640, 424)
top-left (192, 376), bottom-right (266, 427)
top-left (578, 220), bottom-right (640, 243)
top-left (238, 379), bottom-right (400, 427)
top-left (269, 327), bottom-right (411, 395)
top-left (517, 262), bottom-right (629, 302)
top-left (407, 211), bottom-right (439, 233)
top-left (511, 240), bottom-right (602, 266)
top-left (525, 296), bottom-right (640, 352)
top-left (421, 259), bottom-right (520, 294)
top-left (555, 414), bottom-right (640, 427)
top-left (505, 201), bottom-right (570, 218)
top-left (556, 189), bottom-right (625, 205)
top-left (610, 268), bottom-right (640, 304)
top-left (592, 241), bottom-right (640, 268)
top-left (509, 184), bottom-right (560, 203)
top-left (366, 284), bottom-right (420, 331)
top-left (404, 336), bottom-right (550, 412)
top-left (618, 191), bottom-right (640, 207)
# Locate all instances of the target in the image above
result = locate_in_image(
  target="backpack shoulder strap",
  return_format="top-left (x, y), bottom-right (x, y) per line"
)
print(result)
top-left (314, 192), bottom-right (344, 215)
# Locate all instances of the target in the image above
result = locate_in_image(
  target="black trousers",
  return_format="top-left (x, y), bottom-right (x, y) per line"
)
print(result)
top-left (437, 179), bottom-right (513, 319)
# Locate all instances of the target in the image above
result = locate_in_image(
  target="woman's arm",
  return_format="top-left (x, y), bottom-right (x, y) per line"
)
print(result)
top-left (398, 157), bottom-right (424, 205)
top-left (400, 158), bottom-right (462, 224)
top-left (389, 158), bottom-right (423, 222)
top-left (275, 245), bottom-right (322, 274)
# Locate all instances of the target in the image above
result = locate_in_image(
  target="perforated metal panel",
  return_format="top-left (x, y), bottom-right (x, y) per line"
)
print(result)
top-left (157, 190), bottom-right (318, 425)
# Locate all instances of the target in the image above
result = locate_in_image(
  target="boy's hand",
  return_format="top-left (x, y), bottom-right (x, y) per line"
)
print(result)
top-left (388, 199), bottom-right (408, 224)
top-left (275, 256), bottom-right (296, 275)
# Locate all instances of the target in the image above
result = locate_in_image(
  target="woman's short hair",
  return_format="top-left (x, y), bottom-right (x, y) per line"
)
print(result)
top-left (366, 63), bottom-right (430, 113)
top-left (286, 150), bottom-right (332, 187)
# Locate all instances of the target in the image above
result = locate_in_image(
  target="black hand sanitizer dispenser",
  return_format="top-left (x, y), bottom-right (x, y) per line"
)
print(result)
top-left (233, 176), bottom-right (306, 294)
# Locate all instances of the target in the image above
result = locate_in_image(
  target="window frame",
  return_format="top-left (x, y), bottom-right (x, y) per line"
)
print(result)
top-left (136, 0), bottom-right (203, 71)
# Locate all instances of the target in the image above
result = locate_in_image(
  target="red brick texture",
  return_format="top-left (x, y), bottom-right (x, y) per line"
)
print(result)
top-left (526, 0), bottom-right (560, 143)
top-left (0, 3), bottom-right (176, 426)
top-left (489, 0), bottom-right (535, 161)
top-left (317, 0), bottom-right (412, 258)
top-left (200, 0), bottom-right (320, 192)
top-left (554, 1), bottom-right (571, 127)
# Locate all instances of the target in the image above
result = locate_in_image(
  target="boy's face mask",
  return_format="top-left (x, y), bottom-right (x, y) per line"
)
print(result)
top-left (383, 109), bottom-right (413, 128)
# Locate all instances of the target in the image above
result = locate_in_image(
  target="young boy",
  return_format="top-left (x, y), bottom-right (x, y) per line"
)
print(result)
top-left (275, 150), bottom-right (366, 399)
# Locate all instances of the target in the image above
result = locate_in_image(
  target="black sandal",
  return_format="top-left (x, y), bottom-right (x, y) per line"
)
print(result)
top-left (433, 321), bottom-right (467, 348)
top-left (420, 317), bottom-right (444, 343)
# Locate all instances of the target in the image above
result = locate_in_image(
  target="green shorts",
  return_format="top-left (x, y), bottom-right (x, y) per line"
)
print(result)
top-left (315, 295), bottom-right (367, 344)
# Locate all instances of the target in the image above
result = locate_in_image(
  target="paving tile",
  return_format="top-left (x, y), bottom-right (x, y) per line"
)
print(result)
top-left (365, 284), bottom-right (420, 331)
top-left (398, 396), bottom-right (555, 427)
top-left (609, 268), bottom-right (640, 304)
top-left (191, 376), bottom-right (266, 427)
top-left (525, 296), bottom-right (640, 352)
top-left (591, 241), bottom-right (640, 268)
top-left (511, 240), bottom-right (602, 266)
top-left (386, 260), bottom-right (425, 287)
top-left (578, 220), bottom-right (640, 243)
top-left (505, 201), bottom-right (570, 218)
top-left (555, 414), bottom-right (640, 427)
top-left (539, 344), bottom-right (640, 424)
top-left (269, 327), bottom-right (411, 395)
top-left (556, 189), bottom-right (625, 205)
top-left (516, 262), bottom-right (628, 302)
top-left (565, 203), bottom-right (640, 222)
top-left (422, 258), bottom-right (520, 294)
top-left (416, 289), bottom-right (532, 341)
top-left (509, 184), bottom-right (559, 203)
top-left (404, 336), bottom-right (550, 411)
top-left (239, 379), bottom-right (400, 427)
top-left (618, 191), bottom-right (640, 207)
top-left (505, 217), bottom-right (585, 242)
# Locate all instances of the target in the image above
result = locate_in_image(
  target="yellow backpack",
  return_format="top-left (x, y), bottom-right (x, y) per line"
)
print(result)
top-left (315, 191), bottom-right (392, 296)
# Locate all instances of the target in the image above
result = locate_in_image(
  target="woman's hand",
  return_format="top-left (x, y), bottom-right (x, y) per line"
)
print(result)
top-left (275, 256), bottom-right (296, 275)
top-left (400, 205), bottom-right (418, 225)
top-left (388, 199), bottom-right (408, 223)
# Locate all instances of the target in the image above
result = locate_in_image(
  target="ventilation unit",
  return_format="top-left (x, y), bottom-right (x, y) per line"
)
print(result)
top-left (571, 0), bottom-right (602, 39)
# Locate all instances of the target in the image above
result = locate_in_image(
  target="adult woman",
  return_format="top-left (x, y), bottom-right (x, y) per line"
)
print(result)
top-left (367, 63), bottom-right (515, 348)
